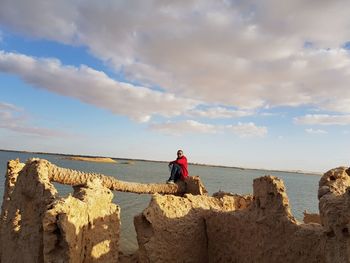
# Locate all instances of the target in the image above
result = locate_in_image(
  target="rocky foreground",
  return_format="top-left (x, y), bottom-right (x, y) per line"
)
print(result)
top-left (0, 159), bottom-right (349, 262)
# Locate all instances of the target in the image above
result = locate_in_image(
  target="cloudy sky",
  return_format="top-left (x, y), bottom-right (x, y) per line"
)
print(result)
top-left (0, 0), bottom-right (350, 172)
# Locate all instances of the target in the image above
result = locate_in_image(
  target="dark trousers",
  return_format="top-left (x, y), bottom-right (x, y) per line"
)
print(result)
top-left (168, 163), bottom-right (182, 182)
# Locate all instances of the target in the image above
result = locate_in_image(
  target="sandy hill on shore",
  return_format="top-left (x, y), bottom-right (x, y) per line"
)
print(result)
top-left (65, 156), bottom-right (117, 163)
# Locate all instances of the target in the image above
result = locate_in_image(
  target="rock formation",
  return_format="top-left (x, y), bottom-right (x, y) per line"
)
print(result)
top-left (0, 159), bottom-right (58, 263)
top-left (0, 159), bottom-right (121, 263)
top-left (43, 178), bottom-right (120, 263)
top-left (318, 166), bottom-right (350, 262)
top-left (303, 210), bottom-right (321, 224)
top-left (134, 192), bottom-right (252, 263)
top-left (205, 176), bottom-right (326, 263)
top-left (134, 170), bottom-right (350, 263)
top-left (46, 161), bottom-right (207, 195)
top-left (1, 159), bottom-right (350, 262)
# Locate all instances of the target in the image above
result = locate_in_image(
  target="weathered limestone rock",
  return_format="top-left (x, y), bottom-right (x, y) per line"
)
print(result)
top-left (43, 178), bottom-right (120, 263)
top-left (318, 167), bottom-right (350, 262)
top-left (185, 176), bottom-right (208, 195)
top-left (212, 191), bottom-right (252, 210)
top-left (2, 158), bottom-right (350, 263)
top-left (134, 192), bottom-right (252, 263)
top-left (46, 161), bottom-right (207, 195)
top-left (0, 159), bottom-right (122, 263)
top-left (0, 159), bottom-right (58, 263)
top-left (303, 210), bottom-right (321, 224)
top-left (318, 167), bottom-right (350, 199)
top-left (205, 176), bottom-right (326, 263)
top-left (0, 159), bottom-right (25, 261)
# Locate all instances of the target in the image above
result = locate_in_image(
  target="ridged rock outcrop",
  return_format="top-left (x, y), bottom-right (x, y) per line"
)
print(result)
top-left (318, 167), bottom-right (350, 262)
top-left (303, 210), bottom-right (321, 224)
top-left (0, 159), bottom-right (121, 263)
top-left (43, 178), bottom-right (120, 263)
top-left (46, 161), bottom-right (207, 195)
top-left (205, 176), bottom-right (325, 263)
top-left (134, 192), bottom-right (252, 263)
top-left (0, 159), bottom-right (58, 263)
top-left (2, 158), bottom-right (350, 262)
top-left (133, 169), bottom-right (350, 262)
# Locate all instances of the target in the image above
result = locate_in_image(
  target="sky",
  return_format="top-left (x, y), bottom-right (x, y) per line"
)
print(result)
top-left (0, 0), bottom-right (350, 173)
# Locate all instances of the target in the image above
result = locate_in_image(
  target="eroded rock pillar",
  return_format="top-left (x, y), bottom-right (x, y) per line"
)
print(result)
top-left (0, 159), bottom-right (58, 263)
top-left (318, 167), bottom-right (350, 262)
top-left (43, 178), bottom-right (120, 263)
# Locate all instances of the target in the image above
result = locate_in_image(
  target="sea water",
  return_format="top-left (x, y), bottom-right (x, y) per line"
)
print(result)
top-left (0, 150), bottom-right (320, 253)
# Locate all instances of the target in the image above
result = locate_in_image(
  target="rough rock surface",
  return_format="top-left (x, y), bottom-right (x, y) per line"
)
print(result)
top-left (205, 176), bottom-right (326, 263)
top-left (134, 192), bottom-right (252, 263)
top-left (46, 160), bottom-right (207, 195)
top-left (2, 158), bottom-right (350, 262)
top-left (133, 173), bottom-right (350, 262)
top-left (303, 210), bottom-right (321, 224)
top-left (0, 159), bottom-right (58, 263)
top-left (318, 167), bottom-right (350, 262)
top-left (0, 159), bottom-right (121, 263)
top-left (43, 178), bottom-right (120, 263)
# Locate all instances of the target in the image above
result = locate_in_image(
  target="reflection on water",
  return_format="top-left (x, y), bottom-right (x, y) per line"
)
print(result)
top-left (0, 151), bottom-right (320, 253)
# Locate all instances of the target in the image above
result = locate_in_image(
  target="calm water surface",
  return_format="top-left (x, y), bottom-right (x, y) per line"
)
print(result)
top-left (0, 151), bottom-right (320, 253)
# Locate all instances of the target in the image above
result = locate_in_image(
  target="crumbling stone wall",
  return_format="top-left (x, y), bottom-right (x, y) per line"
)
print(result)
top-left (43, 179), bottom-right (120, 263)
top-left (0, 159), bottom-right (58, 263)
top-left (2, 158), bottom-right (350, 263)
top-left (134, 169), bottom-right (350, 263)
top-left (318, 167), bottom-right (350, 262)
top-left (0, 159), bottom-right (121, 263)
top-left (205, 176), bottom-right (326, 263)
top-left (303, 210), bottom-right (321, 224)
top-left (134, 192), bottom-right (252, 263)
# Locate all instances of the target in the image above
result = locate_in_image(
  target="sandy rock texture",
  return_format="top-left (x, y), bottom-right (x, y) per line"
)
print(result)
top-left (205, 176), bottom-right (326, 263)
top-left (318, 167), bottom-right (350, 262)
top-left (2, 158), bottom-right (350, 263)
top-left (134, 192), bottom-right (252, 263)
top-left (46, 160), bottom-right (207, 195)
top-left (133, 170), bottom-right (350, 263)
top-left (0, 159), bottom-right (58, 263)
top-left (43, 178), bottom-right (120, 263)
top-left (303, 210), bottom-right (321, 224)
top-left (0, 159), bottom-right (121, 263)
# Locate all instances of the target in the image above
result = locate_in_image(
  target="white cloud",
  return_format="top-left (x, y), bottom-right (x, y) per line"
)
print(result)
top-left (294, 114), bottom-right (350, 125)
top-left (150, 120), bottom-right (267, 137)
top-left (0, 101), bottom-right (70, 137)
top-left (0, 51), bottom-right (199, 122)
top-left (305, 128), bottom-right (327, 134)
top-left (150, 120), bottom-right (218, 136)
top-left (188, 107), bottom-right (253, 119)
top-left (226, 122), bottom-right (268, 138)
top-left (1, 1), bottom-right (350, 114)
top-left (0, 102), bottom-right (21, 111)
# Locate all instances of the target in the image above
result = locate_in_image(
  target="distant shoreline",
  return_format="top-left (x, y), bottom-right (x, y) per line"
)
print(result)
top-left (0, 148), bottom-right (321, 176)
top-left (64, 156), bottom-right (117, 163)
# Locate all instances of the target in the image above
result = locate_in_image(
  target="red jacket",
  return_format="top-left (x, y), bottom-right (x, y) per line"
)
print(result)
top-left (170, 156), bottom-right (188, 180)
